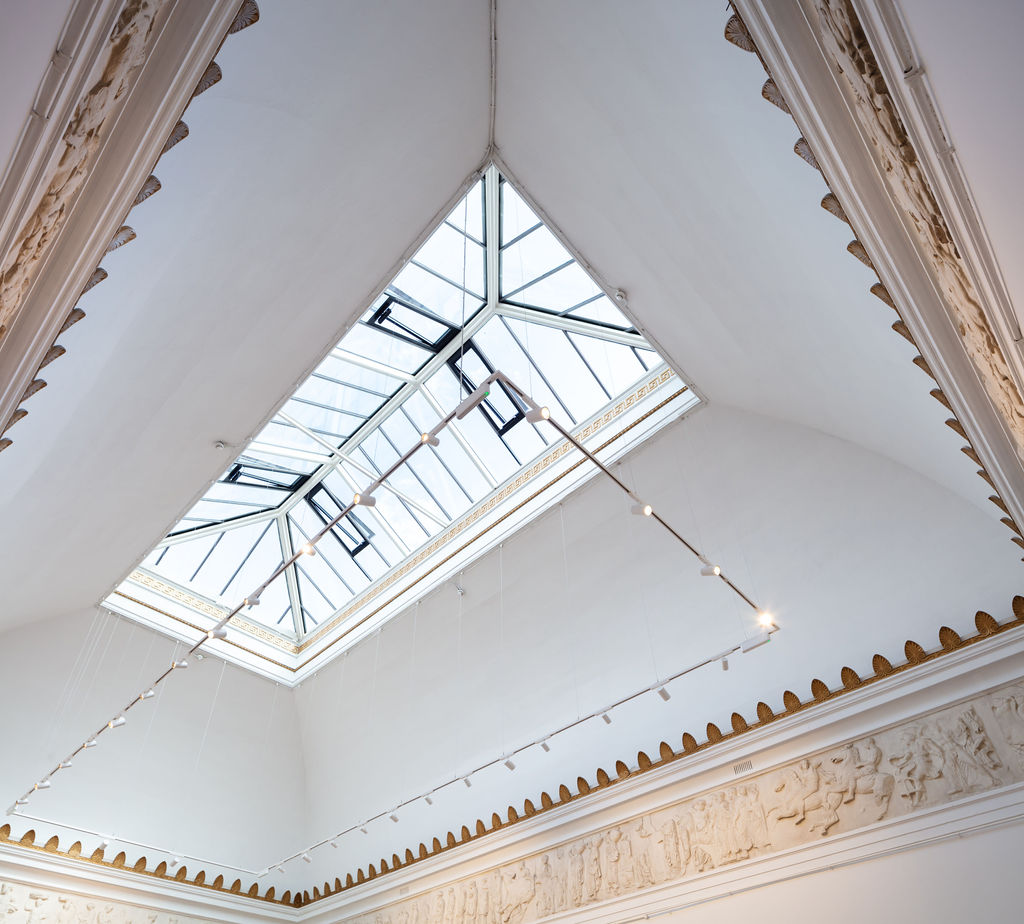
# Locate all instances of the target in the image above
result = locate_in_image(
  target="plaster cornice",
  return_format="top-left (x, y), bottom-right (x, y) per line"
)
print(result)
top-left (0, 0), bottom-right (259, 454)
top-left (5, 595), bottom-right (1022, 910)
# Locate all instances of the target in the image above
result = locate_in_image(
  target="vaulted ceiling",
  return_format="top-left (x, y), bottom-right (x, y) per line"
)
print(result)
top-left (0, 0), bottom-right (1020, 902)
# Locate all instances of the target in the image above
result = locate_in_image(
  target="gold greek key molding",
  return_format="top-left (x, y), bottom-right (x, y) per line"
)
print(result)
top-left (117, 370), bottom-right (683, 669)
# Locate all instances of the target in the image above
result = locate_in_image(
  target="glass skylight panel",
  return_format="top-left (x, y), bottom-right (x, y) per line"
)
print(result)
top-left (128, 166), bottom-right (680, 648)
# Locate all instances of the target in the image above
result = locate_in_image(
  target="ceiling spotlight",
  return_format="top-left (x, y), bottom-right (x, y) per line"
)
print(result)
top-left (84, 739), bottom-right (98, 749)
top-left (389, 812), bottom-right (399, 823)
top-left (525, 406), bottom-right (550, 423)
top-left (15, 798), bottom-right (29, 806)
top-left (353, 493), bottom-right (376, 507)
top-left (656, 686), bottom-right (671, 701)
top-left (276, 865), bottom-right (285, 874)
top-left (601, 713), bottom-right (612, 724)
top-left (540, 740), bottom-right (551, 752)
top-left (721, 657), bottom-right (729, 671)
top-left (33, 781), bottom-right (51, 791)
top-left (700, 564), bottom-right (721, 577)
top-left (171, 659), bottom-right (189, 670)
top-left (359, 827), bottom-right (368, 835)
top-left (300, 542), bottom-right (316, 556)
top-left (424, 795), bottom-right (433, 805)
top-left (140, 689), bottom-right (155, 700)
top-left (504, 758), bottom-right (516, 771)
top-left (329, 840), bottom-right (338, 849)
top-left (108, 716), bottom-right (126, 729)
top-left (207, 627), bottom-right (228, 640)
top-left (243, 593), bottom-right (261, 607)
top-left (58, 761), bottom-right (72, 770)
top-left (301, 853), bottom-right (312, 864)
top-left (758, 611), bottom-right (775, 628)
top-left (630, 502), bottom-right (653, 517)
top-left (421, 432), bottom-right (440, 446)
top-left (169, 857), bottom-right (181, 869)
top-left (463, 777), bottom-right (472, 788)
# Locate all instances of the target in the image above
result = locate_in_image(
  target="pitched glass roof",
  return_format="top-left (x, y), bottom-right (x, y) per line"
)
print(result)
top-left (118, 166), bottom-right (686, 656)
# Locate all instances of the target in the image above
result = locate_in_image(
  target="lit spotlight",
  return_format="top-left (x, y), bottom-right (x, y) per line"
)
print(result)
top-left (140, 689), bottom-right (155, 700)
top-left (525, 406), bottom-right (550, 423)
top-left (207, 628), bottom-right (227, 640)
top-left (758, 611), bottom-right (775, 628)
top-left (354, 493), bottom-right (376, 507)
top-left (700, 564), bottom-right (721, 577)
top-left (630, 502), bottom-right (653, 517)
top-left (421, 432), bottom-right (440, 446)
top-left (108, 716), bottom-right (126, 729)
top-left (84, 739), bottom-right (98, 749)
top-left (300, 542), bottom-right (316, 556)
top-left (171, 659), bottom-right (189, 670)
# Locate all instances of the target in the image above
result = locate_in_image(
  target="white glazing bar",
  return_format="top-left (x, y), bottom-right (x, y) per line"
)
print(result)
top-left (277, 410), bottom-right (448, 529)
top-left (496, 303), bottom-right (650, 349)
top-left (420, 381), bottom-right (499, 489)
top-left (276, 514), bottom-right (304, 638)
top-left (156, 507), bottom-right (281, 548)
top-left (330, 347), bottom-right (417, 382)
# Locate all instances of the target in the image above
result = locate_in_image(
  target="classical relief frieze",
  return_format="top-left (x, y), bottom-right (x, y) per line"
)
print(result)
top-left (0, 879), bottom-right (216, 923)
top-left (344, 679), bottom-right (1024, 924)
top-left (813, 0), bottom-right (1024, 459)
top-left (0, 0), bottom-right (159, 343)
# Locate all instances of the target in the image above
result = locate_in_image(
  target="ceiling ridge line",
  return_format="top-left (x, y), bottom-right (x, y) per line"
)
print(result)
top-left (488, 0), bottom-right (497, 151)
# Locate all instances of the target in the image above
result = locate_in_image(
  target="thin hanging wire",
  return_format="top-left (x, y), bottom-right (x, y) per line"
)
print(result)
top-left (193, 658), bottom-right (227, 772)
top-left (622, 458), bottom-right (661, 684)
top-left (45, 607), bottom-right (104, 754)
top-left (559, 503), bottom-right (582, 722)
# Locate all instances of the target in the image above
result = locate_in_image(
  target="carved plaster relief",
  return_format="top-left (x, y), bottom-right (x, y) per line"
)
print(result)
top-left (344, 679), bottom-right (1024, 924)
top-left (0, 0), bottom-right (160, 343)
top-left (814, 0), bottom-right (1024, 459)
top-left (0, 879), bottom-right (216, 923)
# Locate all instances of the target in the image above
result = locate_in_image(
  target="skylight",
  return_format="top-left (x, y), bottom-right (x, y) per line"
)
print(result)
top-left (108, 166), bottom-right (695, 678)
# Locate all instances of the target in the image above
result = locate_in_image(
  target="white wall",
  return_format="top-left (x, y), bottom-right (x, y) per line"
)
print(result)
top-left (658, 819), bottom-right (1024, 922)
top-left (291, 400), bottom-right (1023, 885)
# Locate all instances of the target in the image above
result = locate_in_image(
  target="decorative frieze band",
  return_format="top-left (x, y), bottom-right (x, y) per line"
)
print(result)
top-left (343, 677), bottom-right (1024, 924)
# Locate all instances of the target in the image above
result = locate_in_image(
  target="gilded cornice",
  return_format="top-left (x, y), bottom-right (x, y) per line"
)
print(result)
top-left (4, 595), bottom-right (1021, 909)
top-left (723, 5), bottom-right (1024, 561)
top-left (0, 0), bottom-right (260, 455)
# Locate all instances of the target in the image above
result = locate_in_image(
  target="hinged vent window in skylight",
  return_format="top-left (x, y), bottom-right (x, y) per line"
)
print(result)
top-left (109, 165), bottom-right (694, 676)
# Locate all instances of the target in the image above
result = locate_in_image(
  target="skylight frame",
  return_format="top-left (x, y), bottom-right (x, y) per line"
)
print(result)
top-left (109, 164), bottom-right (696, 674)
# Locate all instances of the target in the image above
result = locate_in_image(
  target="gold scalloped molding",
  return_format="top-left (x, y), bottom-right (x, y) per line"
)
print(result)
top-left (117, 369), bottom-right (680, 668)
top-left (722, 7), bottom-right (1024, 560)
top-left (6, 596), bottom-right (1020, 909)
top-left (0, 0), bottom-right (260, 454)
top-left (342, 675), bottom-right (1024, 924)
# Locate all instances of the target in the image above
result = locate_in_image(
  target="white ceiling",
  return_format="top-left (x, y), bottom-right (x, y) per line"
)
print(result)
top-left (0, 0), bottom-right (1020, 898)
